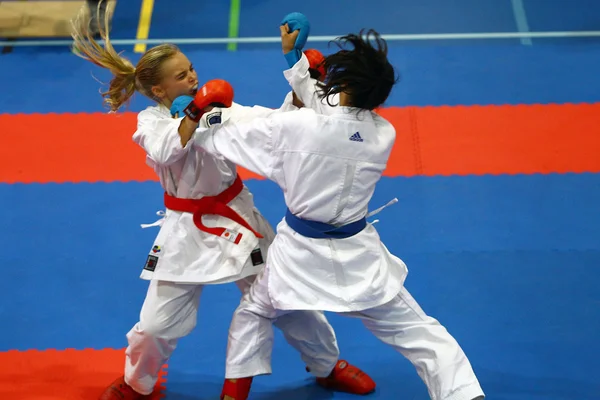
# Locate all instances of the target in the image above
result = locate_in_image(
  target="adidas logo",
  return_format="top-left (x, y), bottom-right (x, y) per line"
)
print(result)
top-left (349, 132), bottom-right (363, 142)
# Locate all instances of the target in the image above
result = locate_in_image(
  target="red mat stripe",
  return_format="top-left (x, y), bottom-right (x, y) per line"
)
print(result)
top-left (1, 103), bottom-right (599, 184)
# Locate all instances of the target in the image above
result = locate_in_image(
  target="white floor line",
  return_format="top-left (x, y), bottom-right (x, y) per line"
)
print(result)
top-left (2, 30), bottom-right (600, 47)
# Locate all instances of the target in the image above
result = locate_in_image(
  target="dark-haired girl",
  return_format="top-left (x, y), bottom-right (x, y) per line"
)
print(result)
top-left (191, 29), bottom-right (485, 400)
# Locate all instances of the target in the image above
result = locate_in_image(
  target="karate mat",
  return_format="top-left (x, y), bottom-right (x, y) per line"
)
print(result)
top-left (1, 1), bottom-right (600, 399)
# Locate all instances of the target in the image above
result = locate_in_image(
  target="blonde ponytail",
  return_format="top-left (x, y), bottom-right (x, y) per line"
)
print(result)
top-left (71, 4), bottom-right (136, 112)
top-left (71, 2), bottom-right (181, 112)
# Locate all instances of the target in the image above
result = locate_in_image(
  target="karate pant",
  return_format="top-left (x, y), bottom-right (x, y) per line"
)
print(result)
top-left (225, 270), bottom-right (485, 400)
top-left (124, 276), bottom-right (339, 395)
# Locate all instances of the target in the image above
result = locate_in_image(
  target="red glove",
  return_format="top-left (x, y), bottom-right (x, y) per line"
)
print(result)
top-left (184, 79), bottom-right (234, 122)
top-left (304, 49), bottom-right (326, 82)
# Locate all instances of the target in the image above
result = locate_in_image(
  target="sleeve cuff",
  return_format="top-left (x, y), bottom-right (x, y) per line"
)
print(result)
top-left (283, 52), bottom-right (310, 82)
top-left (284, 49), bottom-right (302, 68)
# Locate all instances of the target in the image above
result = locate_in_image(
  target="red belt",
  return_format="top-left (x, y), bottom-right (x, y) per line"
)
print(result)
top-left (163, 175), bottom-right (263, 243)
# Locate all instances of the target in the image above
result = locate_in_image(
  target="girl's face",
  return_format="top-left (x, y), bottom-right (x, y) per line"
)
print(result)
top-left (152, 52), bottom-right (198, 106)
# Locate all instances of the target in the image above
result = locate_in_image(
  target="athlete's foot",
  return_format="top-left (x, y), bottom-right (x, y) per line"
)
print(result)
top-left (220, 377), bottom-right (253, 400)
top-left (316, 360), bottom-right (376, 395)
top-left (99, 376), bottom-right (149, 400)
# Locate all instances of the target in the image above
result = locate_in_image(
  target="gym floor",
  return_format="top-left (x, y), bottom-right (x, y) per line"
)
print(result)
top-left (1, 0), bottom-right (599, 399)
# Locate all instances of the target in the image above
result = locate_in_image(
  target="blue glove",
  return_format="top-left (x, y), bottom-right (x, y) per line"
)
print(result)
top-left (281, 12), bottom-right (310, 50)
top-left (281, 12), bottom-right (310, 68)
top-left (170, 95), bottom-right (194, 118)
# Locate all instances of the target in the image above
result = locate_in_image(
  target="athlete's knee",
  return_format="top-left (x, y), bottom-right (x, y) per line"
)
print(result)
top-left (136, 314), bottom-right (197, 340)
top-left (235, 297), bottom-right (274, 321)
top-left (295, 310), bottom-right (336, 338)
top-left (275, 311), bottom-right (339, 350)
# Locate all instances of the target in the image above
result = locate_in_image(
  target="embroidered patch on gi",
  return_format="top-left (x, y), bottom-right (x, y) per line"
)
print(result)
top-left (250, 248), bottom-right (264, 266)
top-left (221, 229), bottom-right (242, 244)
top-left (144, 255), bottom-right (159, 272)
top-left (207, 111), bottom-right (222, 126)
top-left (152, 245), bottom-right (161, 254)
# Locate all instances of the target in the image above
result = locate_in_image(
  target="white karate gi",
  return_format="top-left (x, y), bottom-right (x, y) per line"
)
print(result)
top-left (189, 54), bottom-right (485, 400)
top-left (122, 100), bottom-right (339, 395)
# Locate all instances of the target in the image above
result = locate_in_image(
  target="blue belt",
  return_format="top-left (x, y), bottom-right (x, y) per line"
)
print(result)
top-left (285, 208), bottom-right (366, 239)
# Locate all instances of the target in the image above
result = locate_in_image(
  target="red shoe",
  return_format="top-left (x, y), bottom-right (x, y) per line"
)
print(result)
top-left (316, 360), bottom-right (376, 395)
top-left (99, 376), bottom-right (149, 400)
top-left (220, 377), bottom-right (253, 400)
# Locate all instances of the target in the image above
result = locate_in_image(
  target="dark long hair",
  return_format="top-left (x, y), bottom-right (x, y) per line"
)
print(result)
top-left (318, 29), bottom-right (397, 110)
